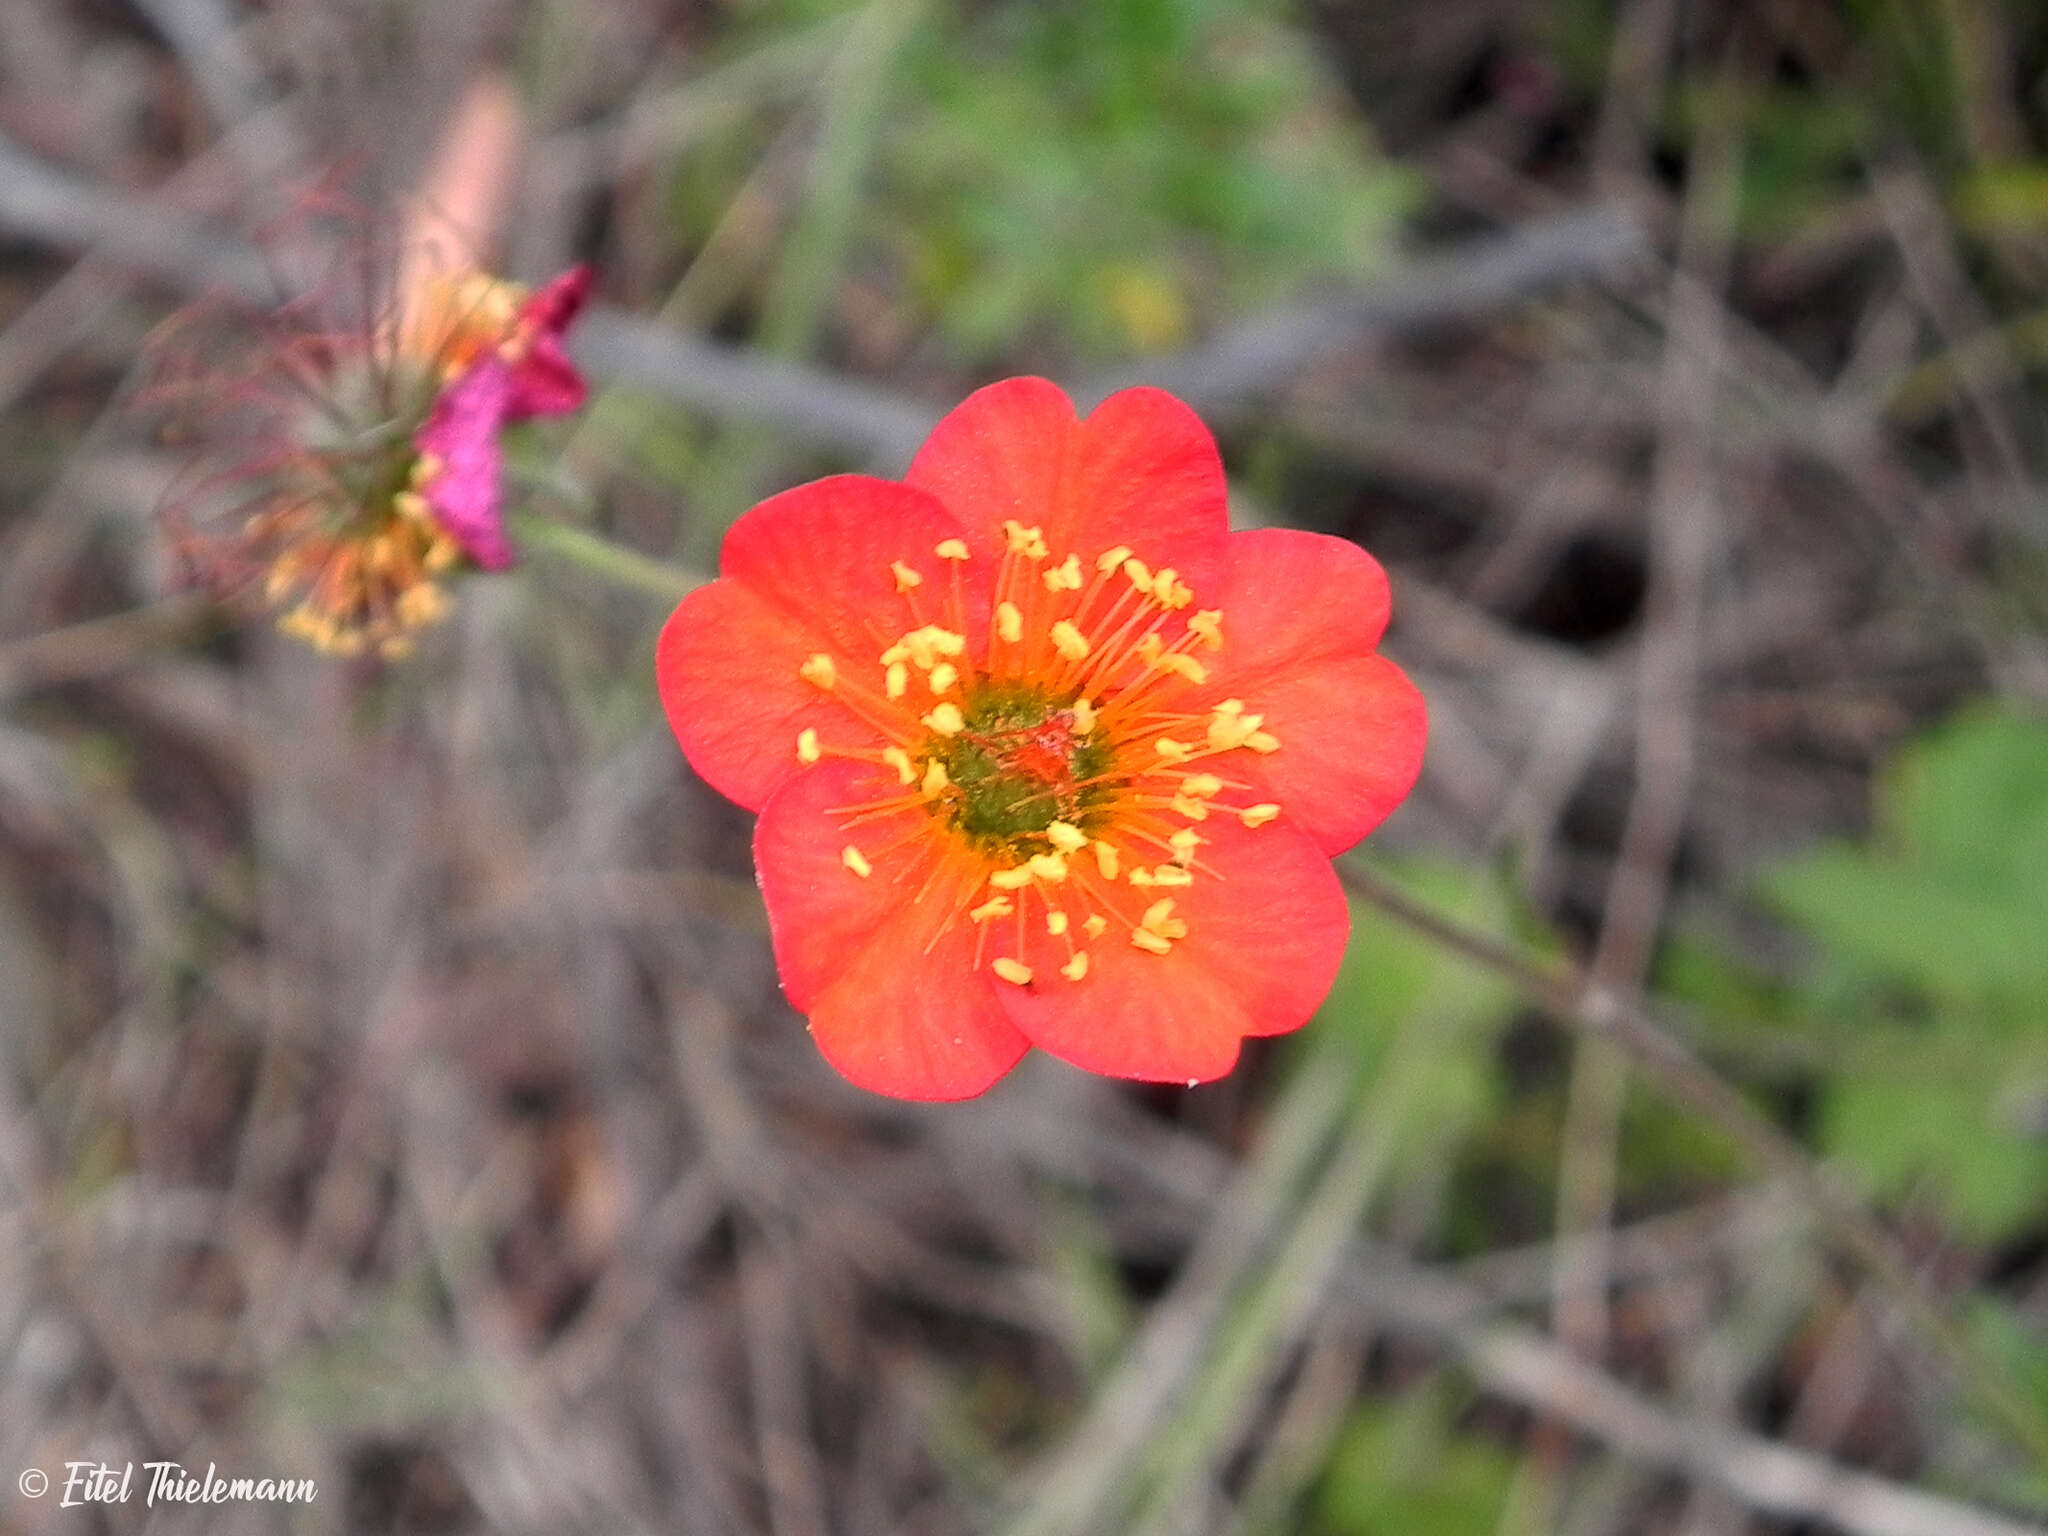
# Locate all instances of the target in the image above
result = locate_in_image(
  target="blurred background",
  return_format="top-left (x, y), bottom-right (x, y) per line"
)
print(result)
top-left (2, 1), bottom-right (2047, 1532)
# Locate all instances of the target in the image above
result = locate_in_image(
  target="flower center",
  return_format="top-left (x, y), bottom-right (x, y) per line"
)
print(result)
top-left (931, 680), bottom-right (1118, 854)
top-left (789, 521), bottom-right (1285, 990)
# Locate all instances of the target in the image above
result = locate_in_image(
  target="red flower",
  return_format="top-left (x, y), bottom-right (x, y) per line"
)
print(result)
top-left (657, 378), bottom-right (1425, 1100)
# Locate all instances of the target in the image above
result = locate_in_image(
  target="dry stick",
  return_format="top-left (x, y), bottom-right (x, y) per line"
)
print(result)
top-left (1339, 860), bottom-right (2048, 1468)
top-left (1344, 1243), bottom-right (2048, 1536)
top-left (1555, 29), bottom-right (1742, 1402)
top-left (0, 596), bottom-right (212, 699)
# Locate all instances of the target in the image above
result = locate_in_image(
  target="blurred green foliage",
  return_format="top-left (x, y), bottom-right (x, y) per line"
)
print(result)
top-left (683, 0), bottom-right (1414, 360)
top-left (1678, 706), bottom-right (2048, 1241)
top-left (1310, 1380), bottom-right (1515, 1536)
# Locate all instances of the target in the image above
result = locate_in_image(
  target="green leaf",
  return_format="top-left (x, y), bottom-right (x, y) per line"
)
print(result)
top-left (1311, 1382), bottom-right (1514, 1536)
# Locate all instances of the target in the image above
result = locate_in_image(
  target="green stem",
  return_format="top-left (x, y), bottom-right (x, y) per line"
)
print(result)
top-left (508, 511), bottom-right (701, 602)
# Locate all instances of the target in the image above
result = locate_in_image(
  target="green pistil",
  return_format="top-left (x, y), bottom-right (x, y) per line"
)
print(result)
top-left (926, 681), bottom-right (1121, 857)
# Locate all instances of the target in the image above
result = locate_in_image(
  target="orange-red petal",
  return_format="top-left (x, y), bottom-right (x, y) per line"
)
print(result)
top-left (754, 759), bottom-right (1029, 1100)
top-left (656, 475), bottom-right (989, 811)
top-left (905, 377), bottom-right (1230, 596)
top-left (992, 813), bottom-right (1349, 1083)
top-left (1204, 528), bottom-right (1426, 853)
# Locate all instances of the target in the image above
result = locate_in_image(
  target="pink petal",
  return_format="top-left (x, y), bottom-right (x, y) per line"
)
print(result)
top-left (417, 355), bottom-right (516, 570)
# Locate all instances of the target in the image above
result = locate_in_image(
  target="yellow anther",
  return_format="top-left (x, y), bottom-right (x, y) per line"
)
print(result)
top-left (1096, 545), bottom-right (1133, 574)
top-left (1046, 821), bottom-right (1089, 854)
top-left (880, 641), bottom-right (909, 667)
top-left (1072, 698), bottom-right (1098, 734)
top-left (971, 895), bottom-right (1015, 923)
top-left (883, 746), bottom-right (916, 785)
top-left (1246, 731), bottom-right (1281, 753)
top-left (1136, 633), bottom-right (1166, 665)
top-left (1207, 709), bottom-right (1265, 751)
top-left (1042, 554), bottom-right (1084, 592)
top-left (1182, 773), bottom-right (1224, 798)
top-left (1149, 865), bottom-right (1193, 887)
top-left (1131, 929), bottom-right (1173, 956)
top-left (891, 560), bottom-right (923, 592)
top-left (1093, 842), bottom-right (1121, 880)
top-left (935, 538), bottom-right (971, 561)
top-left (921, 759), bottom-right (950, 797)
top-left (1046, 911), bottom-right (1070, 936)
top-left (1160, 654), bottom-right (1208, 684)
top-left (1155, 737), bottom-right (1194, 763)
top-left (1002, 520), bottom-right (1036, 554)
top-left (1187, 609), bottom-right (1225, 650)
top-left (1128, 868), bottom-right (1155, 887)
top-left (1142, 898), bottom-right (1189, 940)
top-left (797, 728), bottom-right (822, 765)
top-left (1050, 620), bottom-right (1091, 661)
top-left (990, 865), bottom-right (1036, 890)
top-left (996, 602), bottom-right (1024, 644)
top-left (992, 957), bottom-right (1034, 986)
top-left (894, 624), bottom-right (967, 670)
top-left (1123, 557), bottom-right (1154, 592)
top-left (1061, 951), bottom-right (1091, 981)
top-left (1240, 803), bottom-right (1282, 827)
top-left (1150, 567), bottom-right (1178, 601)
top-left (1164, 581), bottom-right (1195, 610)
top-left (1214, 698), bottom-right (1244, 717)
top-left (1083, 914), bottom-right (1110, 940)
top-left (1169, 828), bottom-right (1204, 863)
top-left (408, 454), bottom-right (443, 488)
top-left (928, 662), bottom-right (959, 694)
top-left (924, 702), bottom-right (965, 735)
top-left (841, 844), bottom-right (873, 878)
top-left (1027, 852), bottom-right (1069, 882)
top-left (886, 661), bottom-right (909, 699)
top-left (392, 490), bottom-right (431, 522)
top-left (1171, 795), bottom-right (1211, 821)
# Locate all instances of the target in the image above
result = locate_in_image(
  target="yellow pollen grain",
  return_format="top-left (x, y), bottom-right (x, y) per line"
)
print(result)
top-left (1046, 911), bottom-right (1069, 936)
top-left (928, 662), bottom-right (959, 694)
top-left (1050, 620), bottom-right (1090, 661)
top-left (797, 728), bottom-right (821, 765)
top-left (1027, 852), bottom-right (1069, 882)
top-left (1155, 737), bottom-right (1194, 763)
top-left (990, 865), bottom-right (1035, 890)
top-left (883, 746), bottom-right (916, 785)
top-left (1150, 567), bottom-right (1178, 601)
top-left (1164, 581), bottom-right (1194, 610)
top-left (996, 602), bottom-right (1023, 644)
top-left (799, 652), bottom-right (838, 690)
top-left (1187, 610), bottom-right (1224, 650)
top-left (1137, 633), bottom-right (1166, 666)
top-left (1046, 821), bottom-right (1089, 854)
top-left (891, 561), bottom-right (923, 592)
top-left (1214, 698), bottom-right (1244, 716)
top-left (1061, 951), bottom-right (1090, 981)
top-left (1142, 898), bottom-right (1189, 939)
top-left (1096, 545), bottom-right (1133, 574)
top-left (935, 538), bottom-right (971, 561)
top-left (1083, 914), bottom-right (1110, 940)
top-left (1246, 731), bottom-right (1281, 753)
top-left (992, 957), bottom-right (1034, 986)
top-left (1169, 828), bottom-right (1203, 862)
top-left (886, 661), bottom-right (909, 699)
top-left (1149, 865), bottom-right (1193, 887)
top-left (1043, 554), bottom-right (1083, 592)
top-left (841, 845), bottom-right (873, 878)
top-left (392, 489), bottom-right (431, 522)
top-left (1072, 698), bottom-right (1098, 734)
top-left (921, 760), bottom-right (950, 797)
top-left (924, 702), bottom-right (965, 735)
top-left (1122, 557), bottom-right (1154, 592)
top-left (1128, 868), bottom-right (1156, 887)
top-left (1002, 520), bottom-right (1049, 559)
top-left (1207, 710), bottom-right (1265, 751)
top-left (1131, 929), bottom-right (1173, 955)
top-left (1161, 654), bottom-right (1208, 685)
top-left (1241, 803), bottom-right (1281, 827)
top-left (1182, 773), bottom-right (1224, 798)
top-left (1171, 795), bottom-right (1211, 821)
top-left (970, 895), bottom-right (1015, 923)
top-left (1092, 842), bottom-right (1121, 880)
